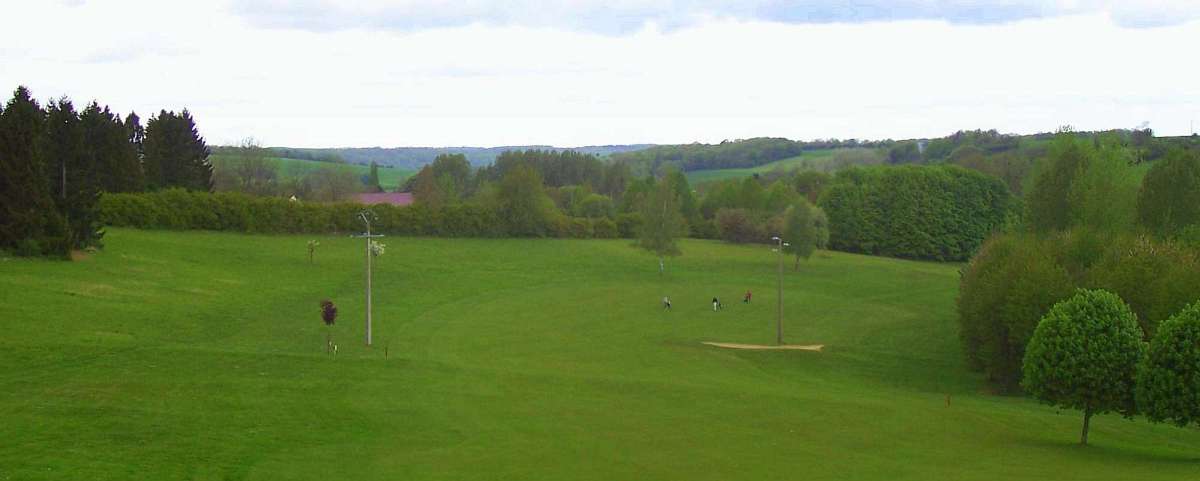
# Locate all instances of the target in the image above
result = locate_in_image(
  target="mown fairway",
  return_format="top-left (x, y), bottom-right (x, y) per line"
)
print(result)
top-left (1, 229), bottom-right (1197, 480)
top-left (686, 149), bottom-right (837, 185)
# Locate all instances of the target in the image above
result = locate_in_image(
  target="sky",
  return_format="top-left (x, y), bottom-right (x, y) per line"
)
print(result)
top-left (3, 0), bottom-right (1198, 148)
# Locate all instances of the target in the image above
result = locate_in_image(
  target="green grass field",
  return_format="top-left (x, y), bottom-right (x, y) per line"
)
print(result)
top-left (210, 155), bottom-right (415, 191)
top-left (686, 149), bottom-right (837, 185)
top-left (2, 229), bottom-right (1197, 480)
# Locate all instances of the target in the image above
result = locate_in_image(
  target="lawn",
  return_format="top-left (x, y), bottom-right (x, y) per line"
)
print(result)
top-left (1, 229), bottom-right (1197, 480)
top-left (210, 155), bottom-right (415, 191)
top-left (686, 149), bottom-right (837, 185)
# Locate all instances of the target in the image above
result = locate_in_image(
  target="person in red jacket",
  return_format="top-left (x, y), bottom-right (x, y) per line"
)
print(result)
top-left (743, 290), bottom-right (752, 304)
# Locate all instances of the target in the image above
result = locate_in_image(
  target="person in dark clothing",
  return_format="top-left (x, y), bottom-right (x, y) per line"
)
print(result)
top-left (712, 297), bottom-right (721, 311)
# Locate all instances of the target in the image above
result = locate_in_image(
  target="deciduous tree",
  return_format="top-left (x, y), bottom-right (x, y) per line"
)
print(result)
top-left (1021, 289), bottom-right (1146, 445)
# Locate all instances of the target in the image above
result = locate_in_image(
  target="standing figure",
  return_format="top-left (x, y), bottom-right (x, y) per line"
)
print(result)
top-left (712, 297), bottom-right (720, 311)
top-left (663, 296), bottom-right (672, 310)
top-left (744, 290), bottom-right (752, 304)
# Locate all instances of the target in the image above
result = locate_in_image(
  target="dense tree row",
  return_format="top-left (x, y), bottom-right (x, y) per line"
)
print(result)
top-left (0, 86), bottom-right (211, 256)
top-left (958, 133), bottom-right (1200, 393)
top-left (819, 165), bottom-right (1013, 261)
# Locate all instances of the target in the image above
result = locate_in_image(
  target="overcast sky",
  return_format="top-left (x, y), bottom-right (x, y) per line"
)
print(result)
top-left (3, 1), bottom-right (1198, 147)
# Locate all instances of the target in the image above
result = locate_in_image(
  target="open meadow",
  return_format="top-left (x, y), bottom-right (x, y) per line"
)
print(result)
top-left (2, 229), bottom-right (1198, 480)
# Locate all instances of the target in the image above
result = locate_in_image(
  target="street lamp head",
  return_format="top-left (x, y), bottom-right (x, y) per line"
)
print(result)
top-left (771, 236), bottom-right (780, 241)
top-left (783, 243), bottom-right (790, 247)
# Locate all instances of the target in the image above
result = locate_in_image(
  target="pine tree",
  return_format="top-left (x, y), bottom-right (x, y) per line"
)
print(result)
top-left (82, 103), bottom-right (143, 193)
top-left (144, 109), bottom-right (212, 191)
top-left (367, 161), bottom-right (382, 192)
top-left (0, 86), bottom-right (68, 256)
top-left (42, 98), bottom-right (103, 249)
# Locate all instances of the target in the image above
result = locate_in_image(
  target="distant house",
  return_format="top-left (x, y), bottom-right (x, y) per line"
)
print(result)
top-left (354, 192), bottom-right (414, 206)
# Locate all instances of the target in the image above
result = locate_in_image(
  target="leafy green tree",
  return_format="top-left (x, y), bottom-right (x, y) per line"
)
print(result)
top-left (715, 208), bottom-right (764, 244)
top-left (782, 199), bottom-right (829, 269)
top-left (143, 109), bottom-right (212, 191)
top-left (1027, 134), bottom-right (1089, 233)
top-left (791, 170), bottom-right (831, 203)
top-left (0, 86), bottom-right (68, 256)
top-left (1066, 136), bottom-right (1140, 235)
top-left (497, 163), bottom-right (556, 236)
top-left (958, 233), bottom-right (1075, 391)
top-left (638, 176), bottom-right (685, 272)
top-left (1137, 301), bottom-right (1200, 428)
top-left (1021, 289), bottom-right (1146, 445)
top-left (665, 168), bottom-right (699, 230)
top-left (1137, 148), bottom-right (1200, 238)
top-left (887, 141), bottom-right (921, 164)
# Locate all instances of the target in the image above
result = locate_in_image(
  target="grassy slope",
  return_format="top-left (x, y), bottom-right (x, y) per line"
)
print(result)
top-left (1, 230), bottom-right (1197, 480)
top-left (211, 155), bottom-right (415, 191)
top-left (686, 149), bottom-right (837, 185)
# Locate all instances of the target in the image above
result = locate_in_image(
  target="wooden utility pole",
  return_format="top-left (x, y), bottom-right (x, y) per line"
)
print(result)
top-left (351, 212), bottom-right (384, 346)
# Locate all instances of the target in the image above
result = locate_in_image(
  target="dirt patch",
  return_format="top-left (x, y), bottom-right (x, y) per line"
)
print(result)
top-left (702, 342), bottom-right (824, 352)
top-left (69, 250), bottom-right (91, 261)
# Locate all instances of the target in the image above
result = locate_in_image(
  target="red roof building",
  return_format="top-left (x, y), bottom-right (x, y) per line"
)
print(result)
top-left (354, 192), bottom-right (414, 206)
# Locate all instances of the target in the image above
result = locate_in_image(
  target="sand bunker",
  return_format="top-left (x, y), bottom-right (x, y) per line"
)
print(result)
top-left (702, 342), bottom-right (824, 352)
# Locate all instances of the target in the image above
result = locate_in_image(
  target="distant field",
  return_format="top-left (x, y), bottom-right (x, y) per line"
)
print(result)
top-left (686, 149), bottom-right (837, 184)
top-left (2, 229), bottom-right (1198, 480)
top-left (211, 155), bottom-right (415, 191)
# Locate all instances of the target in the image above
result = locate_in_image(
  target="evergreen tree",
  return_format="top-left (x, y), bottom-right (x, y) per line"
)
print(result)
top-left (82, 102), bottom-right (143, 193)
top-left (0, 87), bottom-right (68, 256)
top-left (367, 161), bottom-right (382, 192)
top-left (125, 111), bottom-right (145, 184)
top-left (41, 98), bottom-right (103, 248)
top-left (143, 109), bottom-right (212, 191)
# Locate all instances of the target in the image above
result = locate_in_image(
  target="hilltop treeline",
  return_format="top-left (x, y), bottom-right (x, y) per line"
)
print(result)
top-left (0, 86), bottom-right (212, 257)
top-left (245, 144), bottom-right (654, 170)
top-left (611, 137), bottom-right (894, 174)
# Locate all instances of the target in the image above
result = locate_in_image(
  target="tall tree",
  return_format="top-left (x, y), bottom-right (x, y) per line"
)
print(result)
top-left (143, 109), bottom-right (212, 191)
top-left (1137, 148), bottom-right (1200, 238)
top-left (637, 176), bottom-right (686, 273)
top-left (41, 98), bottom-right (102, 248)
top-left (1027, 134), bottom-right (1089, 233)
top-left (782, 199), bottom-right (829, 269)
top-left (496, 163), bottom-right (556, 236)
top-left (0, 86), bottom-right (68, 255)
top-left (366, 161), bottom-right (382, 193)
top-left (81, 102), bottom-right (143, 193)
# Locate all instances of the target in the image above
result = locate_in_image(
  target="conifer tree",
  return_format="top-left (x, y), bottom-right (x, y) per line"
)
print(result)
top-left (143, 109), bottom-right (212, 191)
top-left (42, 98), bottom-right (103, 248)
top-left (0, 87), bottom-right (68, 255)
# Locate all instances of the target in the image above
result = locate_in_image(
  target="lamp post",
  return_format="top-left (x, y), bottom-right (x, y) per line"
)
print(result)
top-left (772, 236), bottom-right (789, 345)
top-left (351, 211), bottom-right (384, 346)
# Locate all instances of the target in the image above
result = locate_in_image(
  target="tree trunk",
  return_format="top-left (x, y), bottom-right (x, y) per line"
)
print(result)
top-left (793, 256), bottom-right (800, 271)
top-left (1080, 408), bottom-right (1092, 445)
top-left (326, 330), bottom-right (332, 354)
top-left (658, 257), bottom-right (664, 275)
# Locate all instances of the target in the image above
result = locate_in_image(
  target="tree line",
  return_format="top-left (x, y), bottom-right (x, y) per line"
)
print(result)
top-left (0, 86), bottom-right (213, 256)
top-left (959, 133), bottom-right (1200, 387)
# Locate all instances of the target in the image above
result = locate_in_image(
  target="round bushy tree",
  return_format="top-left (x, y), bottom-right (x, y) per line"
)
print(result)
top-left (1021, 289), bottom-right (1146, 445)
top-left (1137, 301), bottom-right (1200, 427)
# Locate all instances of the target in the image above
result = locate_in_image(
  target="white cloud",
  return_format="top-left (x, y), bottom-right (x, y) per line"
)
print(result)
top-left (229, 0), bottom-right (1200, 32)
top-left (1, 1), bottom-right (1197, 147)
